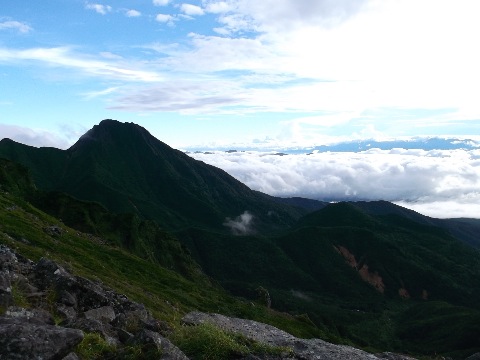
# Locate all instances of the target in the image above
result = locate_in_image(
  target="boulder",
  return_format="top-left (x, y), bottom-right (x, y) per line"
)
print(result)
top-left (5, 306), bottom-right (55, 325)
top-left (183, 312), bottom-right (415, 360)
top-left (0, 317), bottom-right (84, 360)
top-left (83, 305), bottom-right (116, 323)
top-left (128, 329), bottom-right (190, 360)
top-left (0, 273), bottom-right (12, 307)
top-left (62, 353), bottom-right (80, 360)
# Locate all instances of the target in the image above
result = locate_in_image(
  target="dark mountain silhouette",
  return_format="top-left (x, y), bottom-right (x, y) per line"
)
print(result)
top-left (0, 120), bottom-right (305, 232)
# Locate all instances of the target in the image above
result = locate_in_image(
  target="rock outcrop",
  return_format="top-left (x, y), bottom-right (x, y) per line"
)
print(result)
top-left (0, 317), bottom-right (83, 360)
top-left (0, 244), bottom-right (188, 360)
top-left (182, 312), bottom-right (417, 360)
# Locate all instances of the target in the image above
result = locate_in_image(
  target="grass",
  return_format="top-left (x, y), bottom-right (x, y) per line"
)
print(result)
top-left (0, 189), bottom-right (323, 341)
top-left (172, 322), bottom-right (293, 360)
top-left (75, 333), bottom-right (164, 360)
top-left (75, 333), bottom-right (116, 359)
top-left (11, 280), bottom-right (30, 308)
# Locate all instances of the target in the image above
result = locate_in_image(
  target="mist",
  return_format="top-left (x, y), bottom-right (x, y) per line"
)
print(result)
top-left (223, 211), bottom-right (255, 235)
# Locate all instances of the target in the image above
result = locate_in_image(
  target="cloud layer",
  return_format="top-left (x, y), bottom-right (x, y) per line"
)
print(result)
top-left (190, 149), bottom-right (480, 219)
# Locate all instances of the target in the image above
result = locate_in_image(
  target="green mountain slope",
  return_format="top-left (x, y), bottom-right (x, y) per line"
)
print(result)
top-left (350, 200), bottom-right (480, 248)
top-left (0, 158), bottom-right (325, 342)
top-left (178, 202), bottom-right (480, 356)
top-left (0, 120), bottom-right (305, 233)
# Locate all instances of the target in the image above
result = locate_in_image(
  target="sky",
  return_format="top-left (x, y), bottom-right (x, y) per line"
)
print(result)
top-left (1, 0), bottom-right (480, 218)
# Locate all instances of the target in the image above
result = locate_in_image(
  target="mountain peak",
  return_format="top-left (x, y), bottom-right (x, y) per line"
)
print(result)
top-left (70, 119), bottom-right (152, 150)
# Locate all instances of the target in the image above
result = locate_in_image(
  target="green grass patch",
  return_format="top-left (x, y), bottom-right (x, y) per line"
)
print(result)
top-left (172, 322), bottom-right (292, 360)
top-left (11, 280), bottom-right (30, 308)
top-left (75, 333), bottom-right (116, 359)
top-left (75, 333), bottom-right (163, 360)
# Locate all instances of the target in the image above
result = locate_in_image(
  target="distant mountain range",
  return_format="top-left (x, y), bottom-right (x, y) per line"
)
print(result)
top-left (186, 137), bottom-right (480, 154)
top-left (1, 119), bottom-right (480, 358)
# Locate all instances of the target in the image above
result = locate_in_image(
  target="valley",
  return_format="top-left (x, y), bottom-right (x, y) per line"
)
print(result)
top-left (1, 120), bottom-right (480, 359)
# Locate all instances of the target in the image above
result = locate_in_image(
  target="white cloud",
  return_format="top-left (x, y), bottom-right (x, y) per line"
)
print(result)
top-left (116, 0), bottom-right (480, 138)
top-left (0, 20), bottom-right (32, 33)
top-left (223, 211), bottom-right (255, 234)
top-left (82, 86), bottom-right (120, 99)
top-left (155, 13), bottom-right (175, 23)
top-left (99, 51), bottom-right (123, 59)
top-left (105, 1), bottom-right (477, 123)
top-left (180, 4), bottom-right (205, 16)
top-left (189, 149), bottom-right (480, 219)
top-left (125, 9), bottom-right (141, 17)
top-left (204, 1), bottom-right (232, 13)
top-left (395, 196), bottom-right (480, 220)
top-left (109, 78), bottom-right (245, 113)
top-left (85, 3), bottom-right (112, 15)
top-left (203, 0), bottom-right (367, 34)
top-left (0, 124), bottom-right (71, 149)
top-left (0, 47), bottom-right (162, 82)
top-left (153, 0), bottom-right (171, 5)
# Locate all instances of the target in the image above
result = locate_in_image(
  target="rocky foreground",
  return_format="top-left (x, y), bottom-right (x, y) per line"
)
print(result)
top-left (0, 243), bottom-right (471, 360)
top-left (0, 244), bottom-right (186, 359)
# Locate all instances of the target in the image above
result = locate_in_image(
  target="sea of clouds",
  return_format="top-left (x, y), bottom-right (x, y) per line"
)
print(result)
top-left (190, 148), bottom-right (480, 219)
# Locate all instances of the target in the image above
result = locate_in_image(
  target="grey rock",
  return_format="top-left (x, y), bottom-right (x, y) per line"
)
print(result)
top-left (56, 304), bottom-right (78, 322)
top-left (0, 317), bottom-right (84, 360)
top-left (183, 312), bottom-right (381, 360)
top-left (0, 244), bottom-right (19, 272)
top-left (59, 290), bottom-right (77, 307)
top-left (159, 336), bottom-right (191, 360)
top-left (112, 307), bottom-right (167, 334)
top-left (62, 353), bottom-right (80, 360)
top-left (117, 327), bottom-right (134, 343)
top-left (34, 257), bottom-right (76, 289)
top-left (128, 328), bottom-right (164, 349)
top-left (63, 317), bottom-right (110, 337)
top-left (72, 277), bottom-right (110, 311)
top-left (43, 225), bottom-right (65, 237)
top-left (0, 273), bottom-right (11, 293)
top-left (0, 245), bottom-right (187, 358)
top-left (5, 306), bottom-right (55, 325)
top-left (375, 352), bottom-right (417, 359)
top-left (128, 329), bottom-right (190, 360)
top-left (0, 273), bottom-right (12, 307)
top-left (83, 305), bottom-right (116, 323)
top-left (63, 317), bottom-right (120, 347)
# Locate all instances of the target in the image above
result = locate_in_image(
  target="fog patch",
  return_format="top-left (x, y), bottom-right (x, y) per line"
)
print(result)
top-left (291, 289), bottom-right (312, 302)
top-left (223, 211), bottom-right (254, 235)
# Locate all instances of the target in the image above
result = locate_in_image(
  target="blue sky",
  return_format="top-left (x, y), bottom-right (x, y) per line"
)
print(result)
top-left (1, 1), bottom-right (480, 218)
top-left (1, 0), bottom-right (480, 149)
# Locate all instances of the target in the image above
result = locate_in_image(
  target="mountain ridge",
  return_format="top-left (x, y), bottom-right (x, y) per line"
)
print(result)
top-left (0, 119), bottom-right (306, 233)
top-left (2, 119), bottom-right (480, 358)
